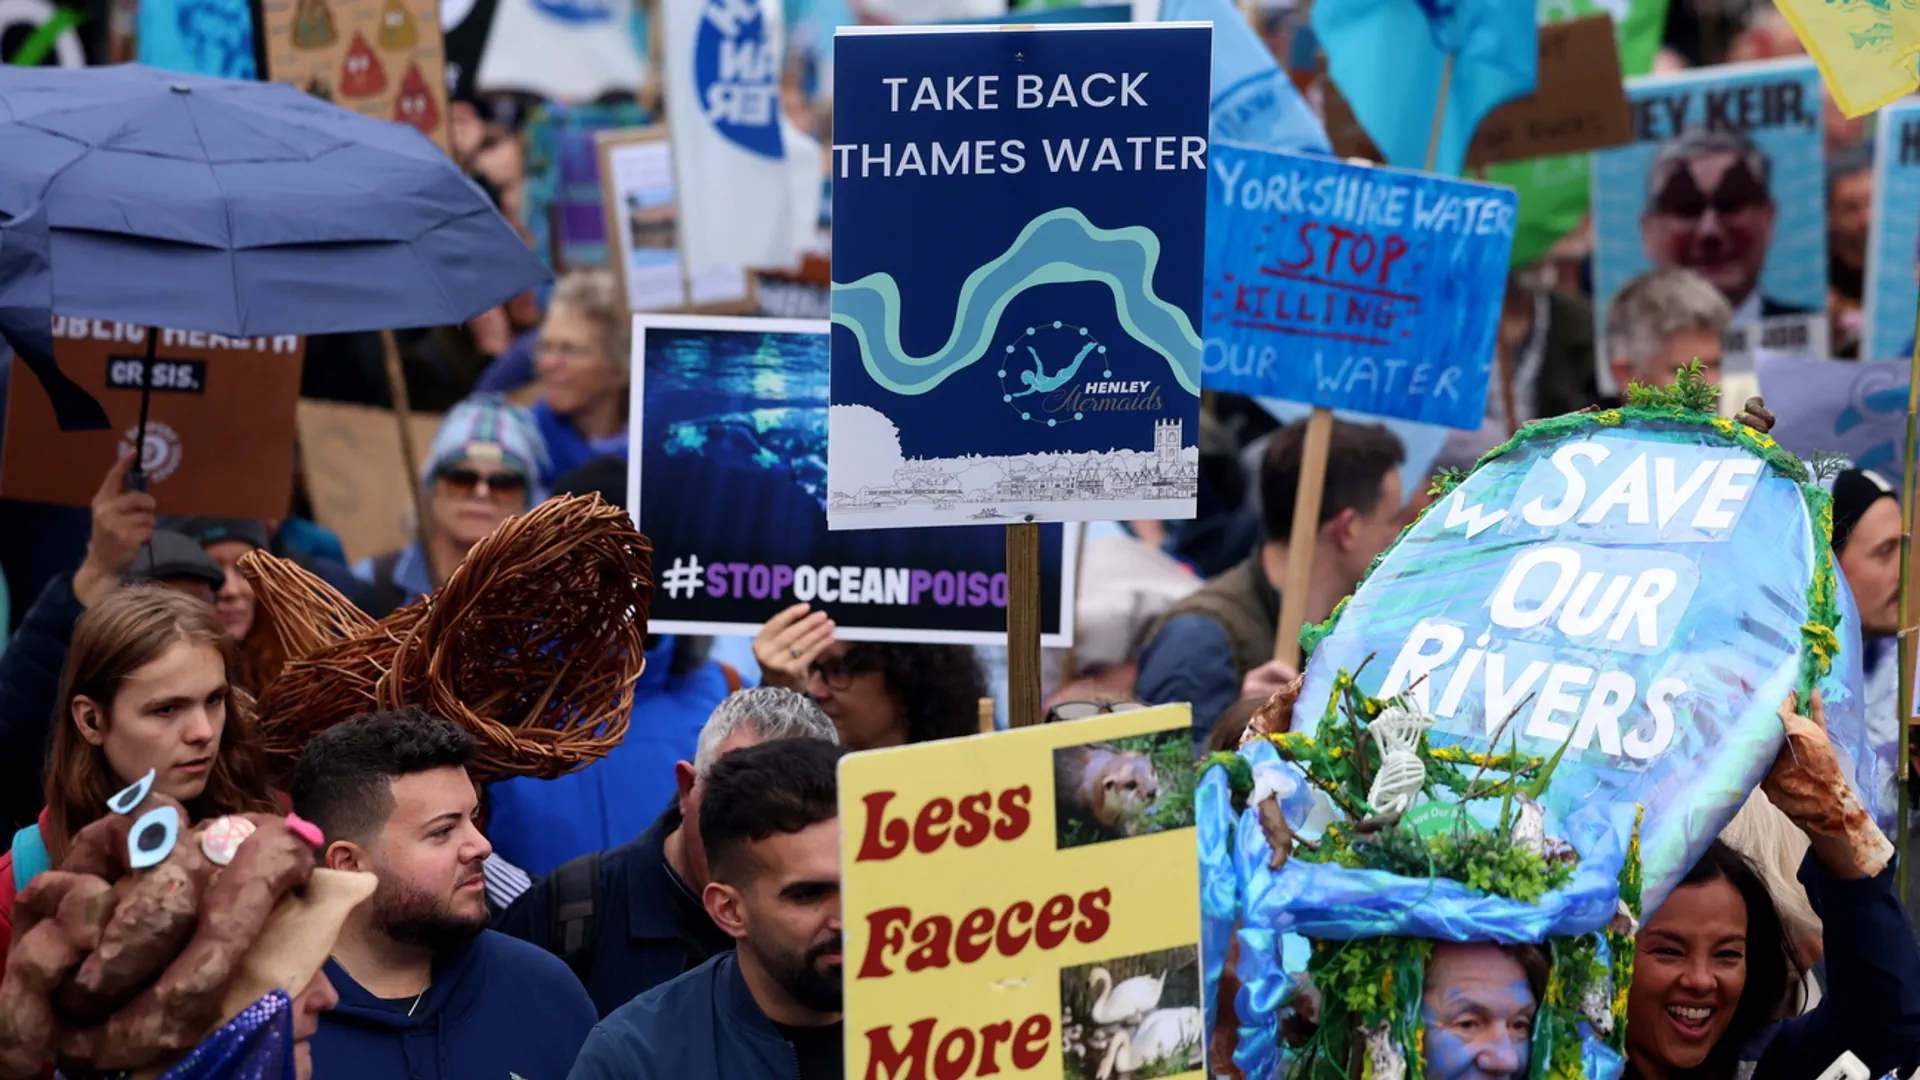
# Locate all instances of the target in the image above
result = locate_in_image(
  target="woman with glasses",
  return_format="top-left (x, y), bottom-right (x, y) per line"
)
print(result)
top-left (755, 607), bottom-right (987, 749)
top-left (531, 270), bottom-right (632, 489)
top-left (353, 395), bottom-right (549, 614)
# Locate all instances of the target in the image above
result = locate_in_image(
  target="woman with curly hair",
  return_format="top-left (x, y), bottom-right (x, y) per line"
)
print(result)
top-left (753, 605), bottom-right (986, 748)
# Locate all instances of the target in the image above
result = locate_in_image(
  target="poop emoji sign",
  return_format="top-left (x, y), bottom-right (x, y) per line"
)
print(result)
top-left (340, 33), bottom-right (386, 95)
top-left (394, 64), bottom-right (439, 132)
top-left (292, 0), bottom-right (337, 47)
top-left (1292, 407), bottom-right (1896, 916)
top-left (378, 0), bottom-right (416, 47)
top-left (261, 0), bottom-right (449, 148)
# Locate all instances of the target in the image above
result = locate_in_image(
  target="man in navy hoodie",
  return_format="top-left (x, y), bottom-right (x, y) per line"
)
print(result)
top-left (292, 708), bottom-right (598, 1080)
top-left (568, 737), bottom-right (847, 1080)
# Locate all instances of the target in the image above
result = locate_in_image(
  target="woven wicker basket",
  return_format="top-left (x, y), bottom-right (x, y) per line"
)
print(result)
top-left (242, 494), bottom-right (653, 780)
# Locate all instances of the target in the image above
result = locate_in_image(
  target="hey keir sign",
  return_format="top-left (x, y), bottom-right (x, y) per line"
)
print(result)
top-left (1201, 143), bottom-right (1517, 430)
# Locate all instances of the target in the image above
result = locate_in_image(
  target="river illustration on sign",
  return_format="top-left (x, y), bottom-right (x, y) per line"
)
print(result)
top-left (826, 24), bottom-right (1212, 530)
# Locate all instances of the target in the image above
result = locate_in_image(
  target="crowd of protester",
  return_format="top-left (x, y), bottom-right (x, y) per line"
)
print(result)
top-left (4, 1), bottom-right (1920, 1078)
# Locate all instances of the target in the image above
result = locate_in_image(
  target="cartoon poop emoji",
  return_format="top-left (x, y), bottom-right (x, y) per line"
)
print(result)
top-left (339, 31), bottom-right (387, 97)
top-left (290, 0), bottom-right (337, 48)
top-left (393, 63), bottom-right (440, 135)
top-left (377, 0), bottom-right (417, 49)
top-left (302, 75), bottom-right (334, 102)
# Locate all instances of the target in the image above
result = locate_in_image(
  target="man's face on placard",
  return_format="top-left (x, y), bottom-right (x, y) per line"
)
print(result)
top-left (1421, 943), bottom-right (1538, 1080)
top-left (1642, 149), bottom-right (1776, 310)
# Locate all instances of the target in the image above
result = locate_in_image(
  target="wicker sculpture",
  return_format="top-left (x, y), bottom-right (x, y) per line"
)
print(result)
top-left (240, 494), bottom-right (653, 780)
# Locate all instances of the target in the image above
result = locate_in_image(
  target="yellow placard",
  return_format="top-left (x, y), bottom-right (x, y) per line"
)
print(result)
top-left (840, 706), bottom-right (1203, 1080)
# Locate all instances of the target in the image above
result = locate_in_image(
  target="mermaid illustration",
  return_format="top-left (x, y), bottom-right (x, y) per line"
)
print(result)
top-left (1010, 339), bottom-right (1098, 399)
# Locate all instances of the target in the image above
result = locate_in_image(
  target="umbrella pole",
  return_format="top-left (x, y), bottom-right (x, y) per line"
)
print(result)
top-left (1900, 301), bottom-right (1920, 907)
top-left (381, 330), bottom-right (438, 586)
top-left (126, 326), bottom-right (159, 492)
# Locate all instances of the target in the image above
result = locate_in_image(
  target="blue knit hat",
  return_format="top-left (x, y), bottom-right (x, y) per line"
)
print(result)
top-left (423, 395), bottom-right (549, 492)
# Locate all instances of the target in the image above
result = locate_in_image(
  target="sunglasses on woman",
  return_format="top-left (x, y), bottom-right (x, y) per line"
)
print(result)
top-left (437, 467), bottom-right (527, 499)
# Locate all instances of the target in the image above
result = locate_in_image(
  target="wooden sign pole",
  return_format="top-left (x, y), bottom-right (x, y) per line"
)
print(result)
top-left (1275, 57), bottom-right (1454, 669)
top-left (1895, 300), bottom-right (1920, 903)
top-left (1274, 408), bottom-right (1334, 668)
top-left (381, 329), bottom-right (438, 586)
top-left (1007, 521), bottom-right (1043, 727)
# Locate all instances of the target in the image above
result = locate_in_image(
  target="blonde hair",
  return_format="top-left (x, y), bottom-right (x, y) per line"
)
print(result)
top-left (548, 269), bottom-right (631, 373)
top-left (1720, 790), bottom-right (1821, 950)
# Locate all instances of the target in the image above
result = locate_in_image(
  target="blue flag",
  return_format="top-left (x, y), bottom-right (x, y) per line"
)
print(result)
top-left (1162, 0), bottom-right (1329, 153)
top-left (1312, 0), bottom-right (1537, 176)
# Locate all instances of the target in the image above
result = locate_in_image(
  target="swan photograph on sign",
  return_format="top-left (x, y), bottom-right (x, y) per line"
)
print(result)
top-left (1059, 945), bottom-right (1202, 1080)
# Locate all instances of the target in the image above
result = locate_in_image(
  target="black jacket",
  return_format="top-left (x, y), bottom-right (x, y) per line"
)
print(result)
top-left (0, 574), bottom-right (82, 831)
top-left (568, 952), bottom-right (801, 1080)
top-left (494, 805), bottom-right (735, 1018)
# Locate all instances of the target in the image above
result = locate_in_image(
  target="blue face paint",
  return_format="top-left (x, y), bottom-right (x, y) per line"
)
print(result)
top-left (1421, 975), bottom-right (1536, 1080)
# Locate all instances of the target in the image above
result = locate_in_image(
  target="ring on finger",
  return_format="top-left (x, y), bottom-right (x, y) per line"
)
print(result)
top-left (790, 646), bottom-right (802, 658)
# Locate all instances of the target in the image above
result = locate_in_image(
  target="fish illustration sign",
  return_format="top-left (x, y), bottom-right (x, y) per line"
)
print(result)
top-left (1294, 408), bottom-right (1894, 915)
top-left (827, 22), bottom-right (1211, 530)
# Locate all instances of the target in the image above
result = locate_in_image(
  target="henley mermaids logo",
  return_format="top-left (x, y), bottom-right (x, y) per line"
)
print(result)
top-left (693, 0), bottom-right (783, 160)
top-left (997, 321), bottom-right (1162, 428)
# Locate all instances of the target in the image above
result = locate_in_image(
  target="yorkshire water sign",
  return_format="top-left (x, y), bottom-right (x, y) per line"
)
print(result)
top-left (1295, 411), bottom-right (1892, 912)
top-left (1201, 144), bottom-right (1515, 430)
top-left (827, 22), bottom-right (1210, 530)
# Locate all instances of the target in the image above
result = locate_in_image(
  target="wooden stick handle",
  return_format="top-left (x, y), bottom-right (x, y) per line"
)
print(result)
top-left (1007, 521), bottom-right (1043, 727)
top-left (1275, 408), bottom-right (1334, 667)
top-left (380, 330), bottom-right (436, 585)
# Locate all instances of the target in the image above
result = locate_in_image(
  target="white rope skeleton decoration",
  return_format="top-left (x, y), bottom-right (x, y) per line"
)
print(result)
top-left (1366, 706), bottom-right (1433, 817)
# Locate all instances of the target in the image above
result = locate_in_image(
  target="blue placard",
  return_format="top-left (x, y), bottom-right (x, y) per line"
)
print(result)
top-left (1865, 101), bottom-right (1920, 362)
top-left (826, 23), bottom-right (1211, 530)
top-left (1297, 422), bottom-right (1892, 916)
top-left (1591, 59), bottom-right (1827, 369)
top-left (631, 316), bottom-right (1076, 646)
top-left (1201, 142), bottom-right (1515, 430)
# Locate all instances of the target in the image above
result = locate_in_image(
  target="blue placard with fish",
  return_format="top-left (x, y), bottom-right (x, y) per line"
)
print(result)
top-left (1294, 411), bottom-right (1891, 918)
top-left (1864, 100), bottom-right (1920, 362)
top-left (631, 315), bottom-right (1076, 645)
top-left (827, 22), bottom-right (1210, 530)
top-left (1201, 142), bottom-right (1515, 430)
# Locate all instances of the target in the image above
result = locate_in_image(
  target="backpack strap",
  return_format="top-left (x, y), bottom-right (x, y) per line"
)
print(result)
top-left (548, 850), bottom-right (604, 984)
top-left (10, 824), bottom-right (49, 895)
top-left (719, 662), bottom-right (744, 694)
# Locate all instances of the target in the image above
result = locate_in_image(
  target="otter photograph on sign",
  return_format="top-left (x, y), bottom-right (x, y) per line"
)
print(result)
top-left (1053, 728), bottom-right (1194, 849)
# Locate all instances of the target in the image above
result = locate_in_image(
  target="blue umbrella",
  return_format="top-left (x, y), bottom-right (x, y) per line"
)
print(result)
top-left (0, 64), bottom-right (547, 467)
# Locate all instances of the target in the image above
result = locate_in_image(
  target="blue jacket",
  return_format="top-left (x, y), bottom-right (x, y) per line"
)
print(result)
top-left (494, 805), bottom-right (736, 1017)
top-left (486, 636), bottom-right (733, 876)
top-left (568, 952), bottom-right (799, 1080)
top-left (313, 930), bottom-right (596, 1080)
top-left (1739, 853), bottom-right (1920, 1079)
top-left (531, 399), bottom-right (627, 491)
top-left (1135, 615), bottom-right (1244, 746)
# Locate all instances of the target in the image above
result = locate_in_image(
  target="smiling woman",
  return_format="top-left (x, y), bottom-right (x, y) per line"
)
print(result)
top-left (0, 585), bottom-right (279, 974)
